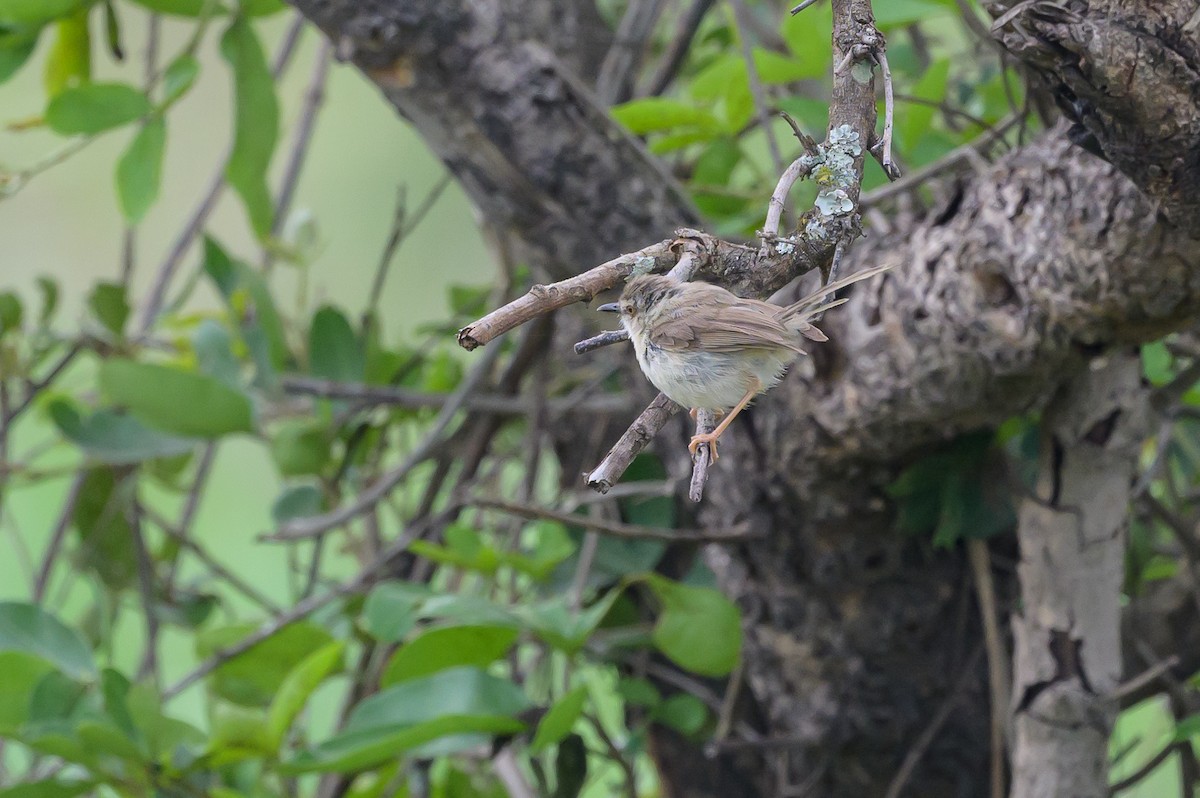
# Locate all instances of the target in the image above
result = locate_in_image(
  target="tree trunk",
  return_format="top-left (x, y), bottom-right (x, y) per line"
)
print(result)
top-left (283, 0), bottom-right (1200, 794)
top-left (1010, 351), bottom-right (1146, 797)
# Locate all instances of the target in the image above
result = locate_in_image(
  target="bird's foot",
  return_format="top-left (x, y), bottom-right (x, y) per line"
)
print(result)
top-left (688, 432), bottom-right (721, 462)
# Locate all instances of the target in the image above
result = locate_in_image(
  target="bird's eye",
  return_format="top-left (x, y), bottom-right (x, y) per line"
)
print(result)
top-left (622, 303), bottom-right (634, 315)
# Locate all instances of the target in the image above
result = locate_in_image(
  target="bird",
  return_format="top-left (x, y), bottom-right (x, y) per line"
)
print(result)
top-left (598, 264), bottom-right (890, 461)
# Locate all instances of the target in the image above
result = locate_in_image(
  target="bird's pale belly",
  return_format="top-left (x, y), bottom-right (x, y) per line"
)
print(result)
top-left (637, 344), bottom-right (792, 411)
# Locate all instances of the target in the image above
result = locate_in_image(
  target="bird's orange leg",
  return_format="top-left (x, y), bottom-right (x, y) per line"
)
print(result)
top-left (688, 388), bottom-right (756, 461)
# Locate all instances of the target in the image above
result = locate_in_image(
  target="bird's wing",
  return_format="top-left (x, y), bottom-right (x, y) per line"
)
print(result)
top-left (649, 293), bottom-right (805, 354)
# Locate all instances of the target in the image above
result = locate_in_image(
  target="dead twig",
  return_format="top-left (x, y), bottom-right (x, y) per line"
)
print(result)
top-left (457, 240), bottom-right (674, 350)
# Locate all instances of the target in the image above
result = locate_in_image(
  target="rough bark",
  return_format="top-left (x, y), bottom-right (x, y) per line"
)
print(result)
top-left (281, 1), bottom-right (1200, 795)
top-left (290, 0), bottom-right (698, 280)
top-left (1009, 351), bottom-right (1146, 797)
top-left (986, 0), bottom-right (1200, 234)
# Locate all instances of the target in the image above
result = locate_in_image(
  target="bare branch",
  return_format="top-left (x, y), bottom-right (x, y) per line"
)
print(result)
top-left (265, 343), bottom-right (503, 541)
top-left (279, 375), bottom-right (632, 416)
top-left (587, 393), bottom-right (681, 494)
top-left (457, 240), bottom-right (674, 350)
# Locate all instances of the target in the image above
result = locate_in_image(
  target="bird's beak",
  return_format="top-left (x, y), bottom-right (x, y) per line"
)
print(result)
top-left (597, 302), bottom-right (620, 313)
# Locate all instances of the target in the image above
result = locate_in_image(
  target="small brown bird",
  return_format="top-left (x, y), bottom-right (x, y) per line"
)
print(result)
top-left (599, 264), bottom-right (889, 460)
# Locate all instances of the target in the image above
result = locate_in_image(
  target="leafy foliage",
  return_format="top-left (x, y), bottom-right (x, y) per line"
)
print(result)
top-left (2, 1), bottom-right (1191, 797)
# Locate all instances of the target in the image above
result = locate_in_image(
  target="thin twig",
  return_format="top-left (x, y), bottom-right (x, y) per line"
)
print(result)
top-left (762, 155), bottom-right (817, 238)
top-left (875, 50), bottom-right (900, 180)
top-left (791, 0), bottom-right (822, 14)
top-left (264, 38), bottom-right (333, 274)
top-left (641, 0), bottom-right (717, 96)
top-left (279, 375), bottom-right (631, 416)
top-left (1109, 742), bottom-right (1180, 794)
top-left (130, 498), bottom-right (160, 684)
top-left (4, 342), bottom-right (86, 425)
top-left (730, 0), bottom-right (784, 175)
top-left (597, 0), bottom-right (668, 104)
top-left (1111, 655), bottom-right (1181, 703)
top-left (164, 509), bottom-right (450, 701)
top-left (689, 409), bottom-right (717, 502)
top-left (367, 175), bottom-right (452, 321)
top-left (137, 12), bottom-right (306, 333)
top-left (968, 539), bottom-right (1009, 798)
top-left (860, 114), bottom-right (1019, 207)
top-left (574, 329), bottom-right (631, 354)
top-left (472, 497), bottom-right (757, 542)
top-left (265, 343), bottom-right (503, 541)
top-left (587, 393), bottom-right (681, 493)
top-left (143, 505), bottom-right (283, 614)
top-left (32, 472), bottom-right (85, 603)
top-left (884, 644), bottom-right (984, 798)
top-left (585, 713), bottom-right (638, 798)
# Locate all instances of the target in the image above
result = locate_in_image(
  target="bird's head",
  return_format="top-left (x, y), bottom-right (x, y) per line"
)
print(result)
top-left (597, 274), bottom-right (683, 338)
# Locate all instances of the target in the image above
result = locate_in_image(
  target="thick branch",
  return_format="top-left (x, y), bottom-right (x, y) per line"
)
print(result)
top-left (986, 0), bottom-right (1200, 234)
top-left (1010, 352), bottom-right (1146, 797)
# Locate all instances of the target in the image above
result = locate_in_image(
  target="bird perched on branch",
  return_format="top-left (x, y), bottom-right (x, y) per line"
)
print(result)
top-left (599, 264), bottom-right (890, 460)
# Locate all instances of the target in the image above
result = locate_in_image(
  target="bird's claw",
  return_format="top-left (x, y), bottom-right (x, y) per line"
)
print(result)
top-left (689, 432), bottom-right (720, 462)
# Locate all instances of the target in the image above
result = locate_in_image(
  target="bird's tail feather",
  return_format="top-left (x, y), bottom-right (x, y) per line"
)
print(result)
top-left (780, 263), bottom-right (892, 325)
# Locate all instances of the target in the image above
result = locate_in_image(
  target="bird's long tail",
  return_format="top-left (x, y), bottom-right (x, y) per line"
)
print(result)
top-left (779, 263), bottom-right (892, 341)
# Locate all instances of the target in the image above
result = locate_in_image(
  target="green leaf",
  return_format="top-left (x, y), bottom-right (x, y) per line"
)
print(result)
top-left (1142, 341), bottom-right (1173, 387)
top-left (530, 686), bottom-right (587, 754)
top-left (781, 4), bottom-right (833, 76)
top-left (49, 401), bottom-right (196, 464)
top-left (0, 291), bottom-right (22, 336)
top-left (0, 603), bottom-right (95, 681)
top-left (116, 116), bottom-right (166, 223)
top-left (209, 702), bottom-right (273, 756)
top-left (380, 625), bottom-right (518, 687)
top-left (192, 319), bottom-right (241, 384)
top-left (161, 53), bottom-right (199, 103)
top-left (309, 305), bottom-right (364, 383)
top-left (87, 281), bottom-right (129, 336)
top-left (897, 59), bottom-right (950, 153)
top-left (1175, 713), bottom-right (1200, 743)
top-left (35, 277), bottom-right (58, 325)
top-left (0, 26), bottom-right (39, 85)
top-left (202, 236), bottom-right (288, 373)
top-left (616, 677), bottom-right (660, 708)
top-left (267, 640), bottom-right (345, 746)
top-left (0, 780), bottom-right (95, 798)
top-left (126, 0), bottom-right (227, 16)
top-left (611, 97), bottom-right (720, 135)
top-left (646, 576), bottom-right (741, 677)
top-left (271, 484), bottom-right (323, 524)
top-left (269, 420), bottom-right (331, 476)
top-left (220, 16), bottom-right (277, 239)
top-left (242, 0), bottom-right (285, 16)
top-left (0, 0), bottom-right (78, 26)
top-left (99, 359), bottom-right (254, 438)
top-left (653, 693), bottom-right (708, 736)
top-left (285, 715), bottom-right (524, 774)
top-left (196, 621), bottom-right (335, 707)
top-left (554, 734), bottom-right (588, 798)
top-left (284, 667), bottom-right (529, 774)
top-left (72, 466), bottom-right (137, 589)
top-left (362, 582), bottom-right (422, 643)
top-left (46, 82), bottom-right (150, 135)
top-left (0, 652), bottom-right (53, 732)
top-left (753, 47), bottom-right (822, 83)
